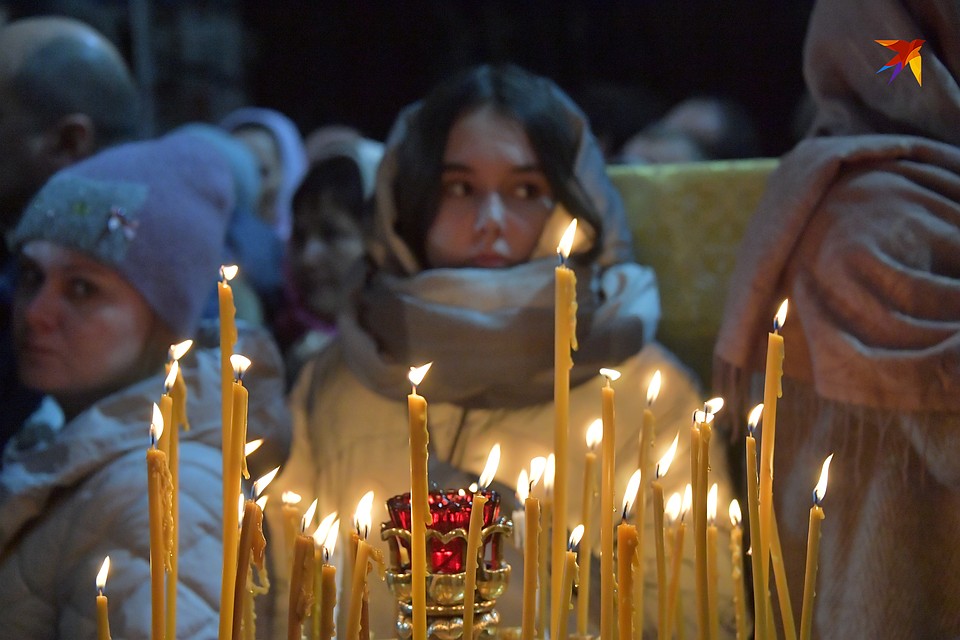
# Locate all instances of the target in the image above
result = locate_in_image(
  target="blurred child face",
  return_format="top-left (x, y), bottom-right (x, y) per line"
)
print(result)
top-left (425, 105), bottom-right (554, 269)
top-left (13, 240), bottom-right (162, 413)
top-left (290, 196), bottom-right (365, 321)
top-left (234, 126), bottom-right (283, 226)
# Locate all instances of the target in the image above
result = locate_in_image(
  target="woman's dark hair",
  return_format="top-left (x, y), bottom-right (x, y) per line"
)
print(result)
top-left (292, 155), bottom-right (370, 236)
top-left (392, 64), bottom-right (603, 266)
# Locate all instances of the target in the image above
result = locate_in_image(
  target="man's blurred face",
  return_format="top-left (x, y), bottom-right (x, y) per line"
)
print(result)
top-left (0, 73), bottom-right (50, 234)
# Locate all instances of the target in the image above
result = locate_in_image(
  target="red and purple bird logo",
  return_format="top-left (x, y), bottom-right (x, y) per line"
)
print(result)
top-left (875, 39), bottom-right (924, 86)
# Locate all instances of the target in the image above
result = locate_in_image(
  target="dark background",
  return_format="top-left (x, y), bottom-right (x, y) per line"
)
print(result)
top-left (4, 1), bottom-right (816, 157)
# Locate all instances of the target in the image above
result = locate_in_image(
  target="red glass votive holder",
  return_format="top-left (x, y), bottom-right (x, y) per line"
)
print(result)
top-left (386, 490), bottom-right (501, 574)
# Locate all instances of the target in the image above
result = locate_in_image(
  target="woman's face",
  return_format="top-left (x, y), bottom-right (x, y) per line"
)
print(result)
top-left (290, 195), bottom-right (366, 321)
top-left (13, 240), bottom-right (161, 411)
top-left (425, 105), bottom-right (554, 269)
top-left (234, 126), bottom-right (283, 226)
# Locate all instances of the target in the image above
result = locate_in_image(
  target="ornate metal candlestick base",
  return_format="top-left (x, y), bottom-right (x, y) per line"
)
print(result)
top-left (382, 490), bottom-right (513, 640)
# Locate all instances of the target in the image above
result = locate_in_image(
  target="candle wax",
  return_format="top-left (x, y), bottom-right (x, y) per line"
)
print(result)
top-left (599, 382), bottom-right (616, 640)
top-left (463, 493), bottom-right (488, 640)
top-left (617, 522), bottom-right (640, 639)
top-left (521, 496), bottom-right (540, 640)
top-left (799, 504), bottom-right (824, 640)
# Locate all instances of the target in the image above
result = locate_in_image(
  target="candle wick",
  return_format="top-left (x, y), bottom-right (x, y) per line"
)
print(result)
top-left (324, 547), bottom-right (330, 563)
top-left (98, 586), bottom-right (104, 597)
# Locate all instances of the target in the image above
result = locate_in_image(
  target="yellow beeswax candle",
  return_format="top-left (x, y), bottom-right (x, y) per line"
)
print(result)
top-left (311, 512), bottom-right (338, 640)
top-left (800, 455), bottom-right (832, 640)
top-left (577, 420), bottom-right (602, 636)
top-left (617, 471), bottom-right (641, 640)
top-left (319, 561), bottom-right (337, 640)
top-left (560, 526), bottom-right (583, 640)
top-left (539, 464), bottom-right (553, 640)
top-left (231, 468), bottom-right (276, 640)
top-left (282, 492), bottom-right (303, 567)
top-left (692, 400), bottom-right (722, 640)
top-left (220, 355), bottom-right (250, 640)
top-left (217, 266), bottom-right (238, 640)
top-left (519, 471), bottom-right (540, 640)
top-left (463, 493), bottom-right (488, 640)
top-left (552, 219), bottom-right (578, 637)
top-left (760, 300), bottom-right (788, 610)
top-left (147, 405), bottom-right (172, 640)
top-left (408, 363), bottom-right (432, 640)
top-left (289, 531), bottom-right (316, 640)
top-left (745, 406), bottom-right (768, 640)
top-left (160, 363), bottom-right (179, 640)
top-left (635, 370), bottom-right (661, 637)
top-left (770, 505), bottom-right (797, 640)
top-left (346, 534), bottom-right (384, 640)
top-left (598, 368), bottom-right (620, 640)
top-left (707, 484), bottom-right (720, 640)
top-left (653, 434), bottom-right (679, 640)
top-left (96, 556), bottom-right (112, 640)
top-left (729, 501), bottom-right (748, 640)
top-left (664, 490), bottom-right (686, 640)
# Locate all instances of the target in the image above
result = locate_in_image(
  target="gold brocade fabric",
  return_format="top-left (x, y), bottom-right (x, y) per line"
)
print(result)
top-left (608, 159), bottom-right (778, 387)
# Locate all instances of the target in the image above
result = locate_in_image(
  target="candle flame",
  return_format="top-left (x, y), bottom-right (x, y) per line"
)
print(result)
top-left (408, 362), bottom-right (432, 388)
top-left (324, 519), bottom-right (340, 556)
top-left (478, 443), bottom-right (500, 490)
top-left (169, 339), bottom-right (193, 362)
top-left (313, 511), bottom-right (338, 548)
top-left (656, 433), bottom-right (679, 478)
top-left (707, 483), bottom-right (718, 524)
top-left (302, 498), bottom-right (319, 532)
top-left (622, 469), bottom-right (642, 518)
top-left (693, 397), bottom-right (725, 424)
top-left (150, 403), bottom-right (164, 443)
top-left (467, 483), bottom-right (477, 494)
top-left (729, 499), bottom-right (742, 527)
top-left (665, 493), bottom-right (682, 524)
top-left (599, 367), bottom-right (621, 382)
top-left (96, 556), bottom-right (110, 591)
top-left (813, 453), bottom-right (834, 505)
top-left (517, 470), bottom-right (529, 502)
top-left (230, 354), bottom-right (251, 380)
top-left (282, 491), bottom-right (302, 506)
top-left (164, 360), bottom-right (179, 393)
top-left (530, 457), bottom-right (547, 486)
top-left (646, 370), bottom-right (662, 406)
top-left (354, 490), bottom-right (375, 538)
top-left (681, 484), bottom-right (693, 520)
top-left (585, 418), bottom-right (603, 449)
top-left (220, 264), bottom-right (239, 281)
top-left (747, 403), bottom-right (764, 435)
top-left (544, 454), bottom-right (556, 492)
top-left (569, 524), bottom-right (585, 550)
top-left (253, 465), bottom-right (280, 498)
top-left (256, 495), bottom-right (269, 511)
top-left (557, 218), bottom-right (578, 258)
top-left (774, 298), bottom-right (789, 331)
top-left (244, 438), bottom-right (264, 457)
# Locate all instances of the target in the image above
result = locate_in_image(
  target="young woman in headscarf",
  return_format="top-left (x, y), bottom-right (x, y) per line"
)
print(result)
top-left (715, 0), bottom-right (960, 637)
top-left (0, 132), bottom-right (290, 638)
top-left (271, 64), bottom-right (737, 638)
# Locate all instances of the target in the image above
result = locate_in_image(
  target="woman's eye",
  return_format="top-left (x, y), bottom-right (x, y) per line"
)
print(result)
top-left (67, 278), bottom-right (96, 300)
top-left (442, 181), bottom-right (471, 198)
top-left (512, 182), bottom-right (544, 200)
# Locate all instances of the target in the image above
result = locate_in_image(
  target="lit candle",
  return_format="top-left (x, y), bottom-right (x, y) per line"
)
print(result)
top-left (560, 525), bottom-right (583, 640)
top-left (218, 265), bottom-right (239, 640)
top-left (653, 434), bottom-right (679, 640)
top-left (635, 370), bottom-right (661, 637)
top-left (693, 399), bottom-right (723, 640)
top-left (289, 499), bottom-right (318, 640)
top-left (232, 466), bottom-right (278, 640)
top-left (664, 489), bottom-right (687, 640)
top-left (598, 367), bottom-right (620, 640)
top-left (552, 218), bottom-right (578, 638)
top-left (800, 454), bottom-right (833, 640)
top-left (282, 491), bottom-right (304, 566)
top-left (408, 363), bottom-right (432, 640)
top-left (245, 495), bottom-right (270, 640)
top-left (160, 362), bottom-right (179, 640)
top-left (577, 419), bottom-right (602, 636)
top-left (221, 354), bottom-right (251, 640)
top-left (760, 300), bottom-right (788, 613)
top-left (729, 500), bottom-right (748, 640)
top-left (320, 519), bottom-right (340, 640)
top-left (618, 470), bottom-right (642, 639)
top-left (346, 492), bottom-right (384, 640)
top-left (518, 470), bottom-right (540, 640)
top-left (707, 484), bottom-right (720, 640)
top-left (463, 444), bottom-right (500, 640)
top-left (147, 404), bottom-right (172, 640)
top-left (168, 340), bottom-right (192, 434)
top-left (96, 556), bottom-right (112, 640)
top-left (745, 404), bottom-right (768, 640)
top-left (539, 455), bottom-right (554, 639)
